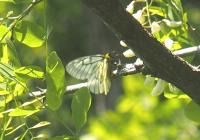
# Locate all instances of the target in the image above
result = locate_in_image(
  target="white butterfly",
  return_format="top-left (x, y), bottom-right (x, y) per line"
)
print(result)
top-left (66, 53), bottom-right (113, 94)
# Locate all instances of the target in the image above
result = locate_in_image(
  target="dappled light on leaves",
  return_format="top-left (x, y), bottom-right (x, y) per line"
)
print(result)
top-left (86, 75), bottom-right (200, 140)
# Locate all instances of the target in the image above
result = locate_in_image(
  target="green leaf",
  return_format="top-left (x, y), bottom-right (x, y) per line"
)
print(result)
top-left (6, 123), bottom-right (25, 136)
top-left (164, 92), bottom-right (178, 99)
top-left (151, 79), bottom-right (166, 96)
top-left (71, 90), bottom-right (91, 132)
top-left (46, 51), bottom-right (66, 110)
top-left (0, 0), bottom-right (14, 3)
top-left (149, 6), bottom-right (165, 17)
top-left (29, 121), bottom-right (50, 129)
top-left (5, 38), bottom-right (21, 66)
top-left (171, 0), bottom-right (183, 13)
top-left (8, 108), bottom-right (39, 117)
top-left (162, 19), bottom-right (182, 28)
top-left (0, 25), bottom-right (11, 43)
top-left (47, 136), bottom-right (72, 140)
top-left (15, 66), bottom-right (44, 79)
top-left (0, 83), bottom-right (26, 107)
top-left (20, 96), bottom-right (44, 108)
top-left (14, 21), bottom-right (44, 48)
top-left (184, 101), bottom-right (200, 123)
top-left (0, 62), bottom-right (15, 80)
top-left (0, 90), bottom-right (9, 95)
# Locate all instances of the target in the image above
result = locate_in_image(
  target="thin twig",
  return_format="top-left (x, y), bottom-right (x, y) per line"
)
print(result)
top-left (173, 45), bottom-right (200, 57)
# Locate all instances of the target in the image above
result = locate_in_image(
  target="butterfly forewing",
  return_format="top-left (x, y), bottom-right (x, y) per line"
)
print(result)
top-left (66, 55), bottom-right (103, 80)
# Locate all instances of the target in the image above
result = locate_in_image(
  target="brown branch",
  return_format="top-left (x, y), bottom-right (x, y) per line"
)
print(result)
top-left (81, 0), bottom-right (200, 104)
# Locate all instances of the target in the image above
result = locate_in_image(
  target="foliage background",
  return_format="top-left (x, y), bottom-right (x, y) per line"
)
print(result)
top-left (0, 0), bottom-right (200, 139)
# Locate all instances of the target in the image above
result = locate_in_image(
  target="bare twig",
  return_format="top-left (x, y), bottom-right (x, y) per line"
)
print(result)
top-left (173, 45), bottom-right (200, 57)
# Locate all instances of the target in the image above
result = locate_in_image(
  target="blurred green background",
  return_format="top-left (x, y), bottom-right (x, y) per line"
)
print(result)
top-left (1, 0), bottom-right (200, 139)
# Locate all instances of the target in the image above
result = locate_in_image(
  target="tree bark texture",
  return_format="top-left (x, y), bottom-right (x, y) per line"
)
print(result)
top-left (81, 0), bottom-right (200, 104)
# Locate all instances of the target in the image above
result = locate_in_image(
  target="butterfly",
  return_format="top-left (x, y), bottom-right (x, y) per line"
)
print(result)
top-left (66, 53), bottom-right (119, 94)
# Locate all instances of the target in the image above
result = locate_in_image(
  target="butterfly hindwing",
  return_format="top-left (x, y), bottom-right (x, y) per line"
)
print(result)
top-left (87, 59), bottom-right (111, 94)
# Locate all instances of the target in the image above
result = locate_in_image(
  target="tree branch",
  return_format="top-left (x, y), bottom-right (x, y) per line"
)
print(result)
top-left (81, 0), bottom-right (200, 104)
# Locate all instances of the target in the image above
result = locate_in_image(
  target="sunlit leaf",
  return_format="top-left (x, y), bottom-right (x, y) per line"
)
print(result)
top-left (13, 83), bottom-right (25, 96)
top-left (8, 108), bottom-right (39, 117)
top-left (14, 21), bottom-right (44, 48)
top-left (1, 44), bottom-right (9, 64)
top-left (164, 92), bottom-right (178, 99)
top-left (0, 83), bottom-right (25, 107)
top-left (71, 89), bottom-right (91, 132)
top-left (20, 96), bottom-right (44, 108)
top-left (29, 121), bottom-right (50, 129)
top-left (0, 0), bottom-right (14, 3)
top-left (46, 51), bottom-right (66, 110)
top-left (0, 25), bottom-right (11, 43)
top-left (15, 66), bottom-right (44, 79)
top-left (149, 6), bottom-right (165, 17)
top-left (0, 62), bottom-right (15, 80)
top-left (0, 90), bottom-right (9, 95)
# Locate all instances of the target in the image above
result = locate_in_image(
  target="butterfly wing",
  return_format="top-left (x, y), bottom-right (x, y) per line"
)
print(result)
top-left (66, 55), bottom-right (103, 80)
top-left (87, 58), bottom-right (111, 94)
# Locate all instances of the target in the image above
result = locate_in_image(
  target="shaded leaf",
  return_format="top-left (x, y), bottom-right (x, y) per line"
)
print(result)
top-left (6, 123), bottom-right (25, 136)
top-left (47, 136), bottom-right (72, 140)
top-left (184, 101), bottom-right (200, 123)
top-left (46, 51), bottom-right (66, 110)
top-left (71, 89), bottom-right (91, 132)
top-left (5, 38), bottom-right (21, 66)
